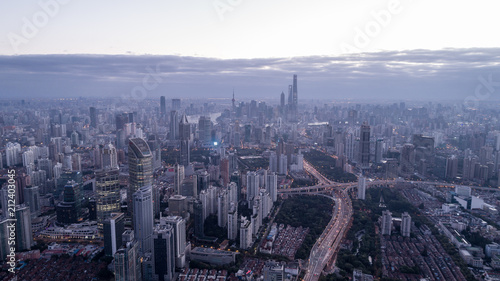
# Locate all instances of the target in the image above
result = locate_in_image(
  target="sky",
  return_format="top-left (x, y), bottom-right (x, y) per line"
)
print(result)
top-left (1, 0), bottom-right (500, 101)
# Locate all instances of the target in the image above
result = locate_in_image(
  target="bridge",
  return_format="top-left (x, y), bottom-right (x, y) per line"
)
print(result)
top-left (278, 179), bottom-right (498, 195)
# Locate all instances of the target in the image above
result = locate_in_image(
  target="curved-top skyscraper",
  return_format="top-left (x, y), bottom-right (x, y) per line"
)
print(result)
top-left (128, 138), bottom-right (153, 217)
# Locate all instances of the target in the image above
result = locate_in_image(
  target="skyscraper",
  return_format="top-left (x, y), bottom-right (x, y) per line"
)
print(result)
top-left (278, 154), bottom-right (288, 175)
top-left (240, 216), bottom-right (253, 250)
top-left (357, 176), bottom-right (366, 200)
top-left (292, 74), bottom-right (298, 109)
top-left (381, 210), bottom-right (392, 236)
top-left (89, 107), bottom-right (98, 128)
top-left (23, 186), bottom-right (40, 218)
top-left (96, 169), bottom-right (121, 229)
top-left (133, 186), bottom-right (154, 255)
top-left (162, 216), bottom-right (186, 268)
top-left (160, 96), bottom-right (166, 116)
top-left (63, 180), bottom-right (81, 219)
top-left (152, 223), bottom-right (176, 281)
top-left (5, 142), bottom-right (21, 167)
top-left (359, 122), bottom-right (370, 168)
top-left (217, 190), bottom-right (228, 227)
top-left (16, 205), bottom-right (33, 251)
top-left (172, 98), bottom-right (181, 111)
top-left (220, 157), bottom-right (230, 187)
top-left (101, 143), bottom-right (118, 170)
top-left (103, 212), bottom-right (125, 257)
top-left (280, 91), bottom-right (285, 114)
top-left (400, 143), bottom-right (415, 175)
top-left (174, 163), bottom-right (184, 195)
top-left (401, 212), bottom-right (411, 237)
top-left (198, 116), bottom-right (212, 145)
top-left (0, 219), bottom-right (9, 260)
top-left (246, 171), bottom-right (258, 205)
top-left (193, 199), bottom-right (204, 239)
top-left (266, 172), bottom-right (278, 202)
top-left (269, 152), bottom-right (277, 173)
top-left (0, 188), bottom-right (9, 218)
top-left (169, 110), bottom-right (179, 140)
top-left (115, 112), bottom-right (129, 131)
top-left (228, 202), bottom-right (238, 240)
top-left (446, 155), bottom-right (458, 179)
top-left (179, 114), bottom-right (190, 166)
top-left (375, 138), bottom-right (383, 164)
top-left (128, 138), bottom-right (153, 217)
top-left (232, 91), bottom-right (236, 113)
top-left (114, 230), bottom-right (141, 281)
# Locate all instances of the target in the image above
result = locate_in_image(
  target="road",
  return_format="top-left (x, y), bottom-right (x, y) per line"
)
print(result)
top-left (303, 161), bottom-right (354, 281)
top-left (279, 177), bottom-right (498, 195)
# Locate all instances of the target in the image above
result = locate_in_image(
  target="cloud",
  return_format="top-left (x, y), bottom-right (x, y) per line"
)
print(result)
top-left (0, 48), bottom-right (499, 101)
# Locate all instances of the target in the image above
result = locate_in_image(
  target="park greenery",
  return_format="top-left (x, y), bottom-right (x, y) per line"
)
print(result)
top-left (303, 150), bottom-right (357, 182)
top-left (274, 195), bottom-right (333, 260)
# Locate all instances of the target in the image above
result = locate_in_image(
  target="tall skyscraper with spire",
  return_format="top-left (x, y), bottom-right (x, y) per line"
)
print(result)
top-left (179, 114), bottom-right (190, 166)
top-left (292, 74), bottom-right (298, 109)
top-left (286, 74), bottom-right (299, 121)
top-left (232, 90), bottom-right (236, 113)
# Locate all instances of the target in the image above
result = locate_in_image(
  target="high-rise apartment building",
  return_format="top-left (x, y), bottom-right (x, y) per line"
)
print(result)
top-left (381, 210), bottom-right (392, 236)
top-left (401, 212), bottom-right (411, 237)
top-left (16, 205), bottom-right (33, 251)
top-left (240, 216), bottom-right (253, 250)
top-left (228, 202), bottom-right (238, 240)
top-left (357, 176), bottom-right (366, 200)
top-left (266, 172), bottom-right (278, 202)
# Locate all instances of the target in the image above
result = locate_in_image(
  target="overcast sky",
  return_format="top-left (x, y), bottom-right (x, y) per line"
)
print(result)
top-left (1, 0), bottom-right (499, 101)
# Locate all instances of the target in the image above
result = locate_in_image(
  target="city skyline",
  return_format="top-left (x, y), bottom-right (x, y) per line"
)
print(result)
top-left (1, 48), bottom-right (500, 101)
top-left (2, 1), bottom-right (500, 280)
